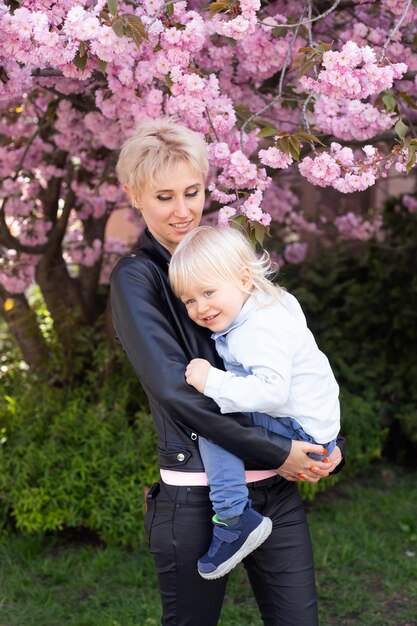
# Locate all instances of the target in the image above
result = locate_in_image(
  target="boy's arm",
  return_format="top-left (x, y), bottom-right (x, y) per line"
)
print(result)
top-left (185, 356), bottom-right (290, 415)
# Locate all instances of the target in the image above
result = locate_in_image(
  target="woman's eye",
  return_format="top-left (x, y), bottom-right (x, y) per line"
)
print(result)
top-left (186, 190), bottom-right (198, 198)
top-left (157, 195), bottom-right (171, 201)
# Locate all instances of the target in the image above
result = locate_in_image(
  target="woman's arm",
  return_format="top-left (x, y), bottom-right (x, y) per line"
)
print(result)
top-left (111, 258), bottom-right (333, 473)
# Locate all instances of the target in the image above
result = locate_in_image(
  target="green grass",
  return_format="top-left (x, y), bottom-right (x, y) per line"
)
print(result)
top-left (309, 465), bottom-right (417, 625)
top-left (1, 464), bottom-right (416, 626)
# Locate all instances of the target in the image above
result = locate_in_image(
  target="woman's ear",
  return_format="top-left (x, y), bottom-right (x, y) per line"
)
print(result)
top-left (125, 185), bottom-right (141, 210)
top-left (240, 267), bottom-right (254, 291)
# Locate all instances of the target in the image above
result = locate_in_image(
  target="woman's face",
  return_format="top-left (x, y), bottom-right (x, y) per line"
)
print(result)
top-left (132, 160), bottom-right (205, 254)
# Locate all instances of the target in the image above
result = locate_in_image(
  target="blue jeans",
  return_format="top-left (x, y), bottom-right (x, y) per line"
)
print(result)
top-left (199, 412), bottom-right (337, 519)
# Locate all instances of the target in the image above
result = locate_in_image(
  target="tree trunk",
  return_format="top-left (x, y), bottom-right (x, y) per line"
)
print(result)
top-left (36, 250), bottom-right (85, 338)
top-left (78, 212), bottom-right (109, 324)
top-left (0, 286), bottom-right (49, 371)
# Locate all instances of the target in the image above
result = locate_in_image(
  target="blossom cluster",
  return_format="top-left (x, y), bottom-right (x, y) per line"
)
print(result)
top-left (0, 0), bottom-right (416, 298)
top-left (300, 41), bottom-right (407, 100)
top-left (313, 96), bottom-right (395, 141)
top-left (299, 142), bottom-right (417, 193)
top-left (334, 211), bottom-right (384, 241)
top-left (0, 250), bottom-right (38, 294)
top-left (211, 0), bottom-right (261, 41)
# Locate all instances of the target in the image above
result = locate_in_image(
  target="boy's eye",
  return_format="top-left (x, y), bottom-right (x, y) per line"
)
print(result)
top-left (204, 290), bottom-right (214, 297)
top-left (184, 299), bottom-right (195, 306)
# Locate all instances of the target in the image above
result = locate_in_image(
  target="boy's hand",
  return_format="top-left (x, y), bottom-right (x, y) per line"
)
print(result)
top-left (185, 358), bottom-right (211, 393)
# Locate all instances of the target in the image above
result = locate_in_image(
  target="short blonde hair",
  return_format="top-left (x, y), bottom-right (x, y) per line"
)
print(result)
top-left (169, 225), bottom-right (282, 300)
top-left (116, 118), bottom-right (209, 198)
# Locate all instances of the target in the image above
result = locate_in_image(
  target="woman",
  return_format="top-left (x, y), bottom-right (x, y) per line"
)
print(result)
top-left (110, 118), bottom-right (344, 626)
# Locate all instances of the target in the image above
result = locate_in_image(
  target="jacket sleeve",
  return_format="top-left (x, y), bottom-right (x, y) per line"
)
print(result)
top-left (110, 258), bottom-right (292, 469)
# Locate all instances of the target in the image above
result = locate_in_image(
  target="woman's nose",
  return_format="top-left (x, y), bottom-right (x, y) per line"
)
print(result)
top-left (174, 197), bottom-right (190, 217)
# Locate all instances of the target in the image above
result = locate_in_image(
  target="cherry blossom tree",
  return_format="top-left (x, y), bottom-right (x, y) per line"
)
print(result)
top-left (0, 0), bottom-right (416, 372)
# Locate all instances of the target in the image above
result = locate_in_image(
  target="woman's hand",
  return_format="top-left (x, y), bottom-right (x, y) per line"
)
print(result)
top-left (185, 358), bottom-right (211, 393)
top-left (276, 441), bottom-right (342, 483)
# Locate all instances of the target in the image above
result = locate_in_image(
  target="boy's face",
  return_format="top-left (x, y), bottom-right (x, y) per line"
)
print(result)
top-left (180, 278), bottom-right (251, 333)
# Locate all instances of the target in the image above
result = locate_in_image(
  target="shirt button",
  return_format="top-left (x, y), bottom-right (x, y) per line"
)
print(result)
top-left (177, 453), bottom-right (185, 462)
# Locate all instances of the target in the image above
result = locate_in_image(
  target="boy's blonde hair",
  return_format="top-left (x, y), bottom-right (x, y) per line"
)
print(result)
top-left (169, 225), bottom-right (282, 300)
top-left (116, 118), bottom-right (209, 198)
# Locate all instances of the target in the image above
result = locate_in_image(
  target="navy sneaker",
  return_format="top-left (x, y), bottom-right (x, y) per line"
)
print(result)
top-left (198, 504), bottom-right (272, 580)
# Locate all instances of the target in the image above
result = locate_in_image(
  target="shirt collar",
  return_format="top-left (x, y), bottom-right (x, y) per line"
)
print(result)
top-left (212, 290), bottom-right (271, 341)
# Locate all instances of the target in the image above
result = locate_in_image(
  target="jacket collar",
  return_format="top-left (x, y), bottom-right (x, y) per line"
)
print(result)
top-left (138, 228), bottom-right (172, 267)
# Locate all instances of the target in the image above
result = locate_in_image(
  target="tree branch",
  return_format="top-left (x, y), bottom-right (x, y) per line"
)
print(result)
top-left (379, 0), bottom-right (413, 61)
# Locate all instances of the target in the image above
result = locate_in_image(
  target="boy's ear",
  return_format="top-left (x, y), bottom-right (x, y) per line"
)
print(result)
top-left (240, 267), bottom-right (254, 290)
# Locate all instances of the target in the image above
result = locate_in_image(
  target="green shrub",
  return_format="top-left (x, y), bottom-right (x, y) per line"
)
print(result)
top-left (298, 386), bottom-right (388, 500)
top-left (0, 365), bottom-right (158, 546)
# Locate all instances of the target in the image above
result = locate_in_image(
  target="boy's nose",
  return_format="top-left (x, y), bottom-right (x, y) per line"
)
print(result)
top-left (196, 299), bottom-right (208, 315)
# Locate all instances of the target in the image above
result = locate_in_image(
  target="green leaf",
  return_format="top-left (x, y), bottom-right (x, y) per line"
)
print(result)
top-left (111, 16), bottom-right (124, 37)
top-left (208, 0), bottom-right (232, 18)
top-left (74, 45), bottom-right (87, 71)
top-left (165, 74), bottom-right (173, 91)
top-left (165, 0), bottom-right (174, 17)
top-left (382, 93), bottom-right (397, 113)
top-left (297, 60), bottom-right (319, 78)
top-left (395, 118), bottom-right (408, 140)
top-left (230, 215), bottom-right (247, 229)
top-left (288, 136), bottom-right (301, 161)
top-left (107, 0), bottom-right (118, 16)
top-left (0, 67), bottom-right (9, 84)
top-left (272, 26), bottom-right (289, 38)
top-left (97, 59), bottom-right (107, 75)
top-left (294, 131), bottom-right (324, 146)
top-left (276, 136), bottom-right (291, 157)
top-left (234, 105), bottom-right (252, 121)
top-left (406, 146), bottom-right (416, 172)
top-left (125, 14), bottom-right (149, 47)
top-left (398, 92), bottom-right (417, 110)
top-left (257, 126), bottom-right (279, 138)
top-left (252, 220), bottom-right (266, 246)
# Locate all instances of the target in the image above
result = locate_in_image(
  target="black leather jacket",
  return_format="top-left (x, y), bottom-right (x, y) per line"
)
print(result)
top-left (111, 229), bottom-right (345, 473)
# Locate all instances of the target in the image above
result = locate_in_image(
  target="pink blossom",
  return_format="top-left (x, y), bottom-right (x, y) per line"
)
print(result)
top-left (259, 147), bottom-right (293, 169)
top-left (314, 97), bottom-right (395, 141)
top-left (284, 242), bottom-right (308, 265)
top-left (402, 194), bottom-right (417, 213)
top-left (217, 207), bottom-right (236, 226)
top-left (300, 41), bottom-right (407, 100)
top-left (299, 153), bottom-right (341, 187)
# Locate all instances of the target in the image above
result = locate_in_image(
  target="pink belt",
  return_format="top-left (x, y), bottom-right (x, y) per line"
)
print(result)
top-left (160, 469), bottom-right (277, 486)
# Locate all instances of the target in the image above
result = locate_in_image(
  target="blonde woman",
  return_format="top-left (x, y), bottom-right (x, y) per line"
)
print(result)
top-left (111, 118), bottom-right (345, 626)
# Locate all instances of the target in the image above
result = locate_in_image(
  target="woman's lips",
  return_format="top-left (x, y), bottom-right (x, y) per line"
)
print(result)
top-left (171, 220), bottom-right (193, 230)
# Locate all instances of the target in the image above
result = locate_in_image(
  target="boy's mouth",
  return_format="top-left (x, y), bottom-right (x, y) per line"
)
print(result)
top-left (202, 313), bottom-right (220, 324)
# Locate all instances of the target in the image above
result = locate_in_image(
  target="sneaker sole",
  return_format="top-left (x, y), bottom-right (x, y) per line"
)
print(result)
top-left (198, 516), bottom-right (273, 580)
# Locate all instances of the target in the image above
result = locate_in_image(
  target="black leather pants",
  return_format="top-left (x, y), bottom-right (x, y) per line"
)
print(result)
top-left (144, 475), bottom-right (318, 626)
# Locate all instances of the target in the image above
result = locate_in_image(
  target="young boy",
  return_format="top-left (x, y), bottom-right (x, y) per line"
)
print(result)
top-left (169, 225), bottom-right (340, 580)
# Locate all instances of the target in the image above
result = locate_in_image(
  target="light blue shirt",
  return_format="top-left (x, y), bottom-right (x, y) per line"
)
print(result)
top-left (204, 290), bottom-right (340, 444)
